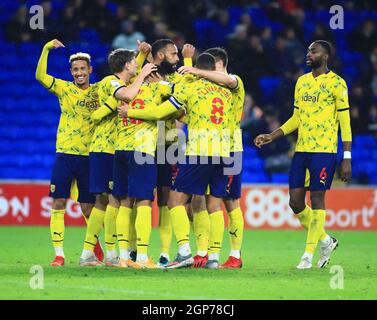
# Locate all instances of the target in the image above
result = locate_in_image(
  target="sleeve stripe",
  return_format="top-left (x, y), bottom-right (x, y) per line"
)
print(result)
top-left (230, 74), bottom-right (238, 91)
top-left (294, 106), bottom-right (299, 109)
top-left (48, 77), bottom-right (55, 90)
top-left (113, 85), bottom-right (126, 97)
top-left (104, 103), bottom-right (115, 112)
top-left (337, 108), bottom-right (349, 112)
top-left (168, 96), bottom-right (182, 109)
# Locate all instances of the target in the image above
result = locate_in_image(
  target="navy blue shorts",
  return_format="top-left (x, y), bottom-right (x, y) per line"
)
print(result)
top-left (113, 151), bottom-right (157, 200)
top-left (224, 152), bottom-right (243, 199)
top-left (156, 145), bottom-right (178, 187)
top-left (289, 152), bottom-right (337, 191)
top-left (49, 153), bottom-right (95, 203)
top-left (157, 162), bottom-right (174, 187)
top-left (173, 156), bottom-right (229, 197)
top-left (89, 152), bottom-right (114, 194)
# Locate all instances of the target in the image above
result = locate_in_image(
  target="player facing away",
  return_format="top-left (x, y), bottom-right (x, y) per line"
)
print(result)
top-left (179, 47), bottom-right (246, 268)
top-left (114, 73), bottom-right (176, 269)
top-left (123, 53), bottom-right (233, 268)
top-left (148, 39), bottom-right (195, 267)
top-left (36, 39), bottom-right (103, 266)
top-left (255, 40), bottom-right (352, 269)
top-left (79, 47), bottom-right (157, 266)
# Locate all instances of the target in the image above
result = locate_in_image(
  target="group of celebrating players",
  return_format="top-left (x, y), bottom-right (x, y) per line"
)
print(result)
top-left (36, 36), bottom-right (352, 270)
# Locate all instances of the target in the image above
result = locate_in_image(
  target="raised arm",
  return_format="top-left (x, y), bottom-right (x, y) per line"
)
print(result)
top-left (182, 44), bottom-right (195, 67)
top-left (35, 39), bottom-right (65, 88)
top-left (114, 63), bottom-right (157, 102)
top-left (135, 40), bottom-right (151, 73)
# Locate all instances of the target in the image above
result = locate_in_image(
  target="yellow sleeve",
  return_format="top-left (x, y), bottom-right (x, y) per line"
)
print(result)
top-left (157, 81), bottom-right (174, 97)
top-left (91, 96), bottom-right (117, 122)
top-left (183, 58), bottom-right (193, 67)
top-left (136, 51), bottom-right (147, 74)
top-left (335, 79), bottom-right (350, 111)
top-left (280, 107), bottom-right (300, 135)
top-left (35, 41), bottom-right (57, 93)
top-left (335, 79), bottom-right (352, 141)
top-left (293, 79), bottom-right (300, 108)
top-left (338, 108), bottom-right (352, 142)
top-left (128, 99), bottom-right (181, 120)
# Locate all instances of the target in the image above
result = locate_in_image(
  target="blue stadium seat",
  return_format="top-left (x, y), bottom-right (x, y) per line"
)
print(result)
top-left (243, 171), bottom-right (270, 183)
top-left (271, 173), bottom-right (289, 184)
top-left (259, 77), bottom-right (281, 102)
top-left (80, 28), bottom-right (100, 43)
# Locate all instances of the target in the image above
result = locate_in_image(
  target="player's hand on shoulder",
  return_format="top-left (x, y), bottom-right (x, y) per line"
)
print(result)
top-left (117, 101), bottom-right (129, 118)
top-left (178, 66), bottom-right (200, 76)
top-left (137, 40), bottom-right (151, 55)
top-left (340, 159), bottom-right (352, 182)
top-left (182, 44), bottom-right (196, 59)
top-left (254, 134), bottom-right (272, 148)
top-left (147, 72), bottom-right (164, 83)
top-left (140, 63), bottom-right (158, 78)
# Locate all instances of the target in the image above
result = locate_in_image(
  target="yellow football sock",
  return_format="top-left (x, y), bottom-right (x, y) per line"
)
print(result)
top-left (193, 210), bottom-right (210, 253)
top-left (305, 209), bottom-right (326, 254)
top-left (50, 209), bottom-right (65, 249)
top-left (170, 206), bottom-right (190, 246)
top-left (208, 211), bottom-right (224, 254)
top-left (296, 205), bottom-right (312, 230)
top-left (129, 207), bottom-right (137, 251)
top-left (319, 229), bottom-right (329, 241)
top-left (135, 206), bottom-right (152, 255)
top-left (83, 207), bottom-right (105, 251)
top-left (104, 205), bottom-right (118, 252)
top-left (116, 206), bottom-right (132, 251)
top-left (228, 208), bottom-right (244, 251)
top-left (159, 206), bottom-right (172, 254)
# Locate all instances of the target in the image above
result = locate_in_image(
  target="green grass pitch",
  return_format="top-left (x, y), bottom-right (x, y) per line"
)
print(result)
top-left (0, 226), bottom-right (376, 300)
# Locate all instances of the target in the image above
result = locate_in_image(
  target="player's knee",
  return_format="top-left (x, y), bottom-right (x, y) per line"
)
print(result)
top-left (310, 192), bottom-right (325, 209)
top-left (191, 195), bottom-right (206, 213)
top-left (52, 198), bottom-right (67, 210)
top-left (289, 198), bottom-right (305, 214)
top-left (224, 199), bottom-right (239, 213)
top-left (95, 194), bottom-right (109, 210)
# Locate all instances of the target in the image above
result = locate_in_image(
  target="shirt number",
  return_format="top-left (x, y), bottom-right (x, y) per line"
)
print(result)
top-left (122, 99), bottom-right (145, 126)
top-left (210, 97), bottom-right (224, 125)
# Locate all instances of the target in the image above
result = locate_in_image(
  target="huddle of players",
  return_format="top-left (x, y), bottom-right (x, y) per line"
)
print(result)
top-left (36, 38), bottom-right (246, 269)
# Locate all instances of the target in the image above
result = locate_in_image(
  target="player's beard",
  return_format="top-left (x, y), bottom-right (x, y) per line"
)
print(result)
top-left (308, 59), bottom-right (322, 69)
top-left (159, 60), bottom-right (176, 75)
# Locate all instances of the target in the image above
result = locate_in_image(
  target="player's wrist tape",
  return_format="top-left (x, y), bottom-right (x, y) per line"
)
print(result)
top-left (343, 151), bottom-right (352, 159)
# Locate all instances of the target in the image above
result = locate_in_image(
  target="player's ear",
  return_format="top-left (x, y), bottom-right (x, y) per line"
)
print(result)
top-left (157, 51), bottom-right (164, 60)
top-left (88, 65), bottom-right (93, 74)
